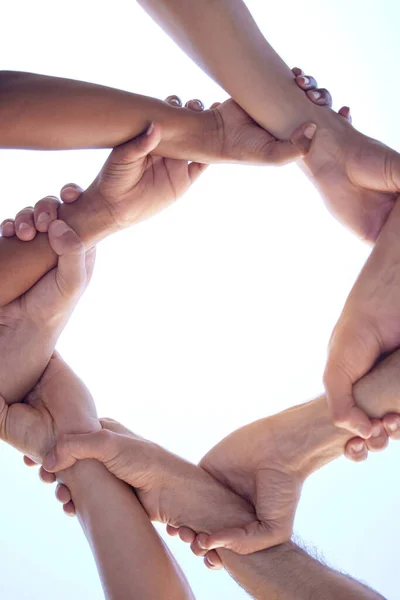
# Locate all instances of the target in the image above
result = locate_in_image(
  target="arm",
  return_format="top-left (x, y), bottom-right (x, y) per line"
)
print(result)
top-left (0, 70), bottom-right (213, 158)
top-left (59, 459), bottom-right (194, 600)
top-left (137, 0), bottom-right (329, 138)
top-left (138, 0), bottom-right (400, 243)
top-left (220, 541), bottom-right (384, 600)
top-left (47, 349), bottom-right (400, 599)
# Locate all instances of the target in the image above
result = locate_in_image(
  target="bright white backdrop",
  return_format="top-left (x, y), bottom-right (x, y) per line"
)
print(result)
top-left (1, 0), bottom-right (400, 598)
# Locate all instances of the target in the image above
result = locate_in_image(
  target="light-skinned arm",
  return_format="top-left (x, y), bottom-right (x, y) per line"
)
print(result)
top-left (45, 347), bottom-right (400, 599)
top-left (59, 459), bottom-right (195, 600)
top-left (138, 0), bottom-right (400, 244)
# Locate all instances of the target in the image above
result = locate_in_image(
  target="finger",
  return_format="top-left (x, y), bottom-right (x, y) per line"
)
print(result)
top-left (262, 122), bottom-right (317, 166)
top-left (108, 122), bottom-right (162, 167)
top-left (34, 196), bottom-right (61, 233)
top-left (63, 500), bottom-right (76, 517)
top-left (178, 527), bottom-right (196, 544)
top-left (188, 161), bottom-right (209, 183)
top-left (291, 67), bottom-right (304, 77)
top-left (199, 520), bottom-right (291, 555)
top-left (366, 419), bottom-right (389, 452)
top-left (39, 466), bottom-right (57, 484)
top-left (295, 75), bottom-right (318, 90)
top-left (344, 438), bottom-right (368, 462)
top-left (306, 88), bottom-right (332, 107)
top-left (84, 247), bottom-right (97, 288)
top-left (48, 220), bottom-right (87, 301)
top-left (184, 99), bottom-right (204, 112)
top-left (165, 95), bottom-right (182, 107)
top-left (56, 483), bottom-right (72, 505)
top-left (60, 183), bottom-right (84, 204)
top-left (338, 106), bottom-right (352, 123)
top-left (166, 524), bottom-right (180, 537)
top-left (23, 456), bottom-right (38, 467)
top-left (289, 122), bottom-right (317, 156)
top-left (204, 550), bottom-right (223, 570)
top-left (190, 533), bottom-right (209, 557)
top-left (382, 414), bottom-right (400, 440)
top-left (43, 429), bottom-right (117, 472)
top-left (209, 102), bottom-right (221, 110)
top-left (1, 219), bottom-right (16, 237)
top-left (14, 207), bottom-right (36, 241)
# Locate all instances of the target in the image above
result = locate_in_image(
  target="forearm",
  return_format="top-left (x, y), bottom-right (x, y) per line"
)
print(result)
top-left (0, 189), bottom-right (116, 306)
top-left (212, 349), bottom-right (400, 597)
top-left (0, 71), bottom-right (214, 157)
top-left (138, 0), bottom-right (339, 139)
top-left (220, 541), bottom-right (384, 600)
top-left (59, 459), bottom-right (194, 600)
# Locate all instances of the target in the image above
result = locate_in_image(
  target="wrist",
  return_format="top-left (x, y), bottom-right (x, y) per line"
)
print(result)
top-left (268, 397), bottom-right (349, 478)
top-left (157, 105), bottom-right (219, 163)
top-left (58, 187), bottom-right (119, 249)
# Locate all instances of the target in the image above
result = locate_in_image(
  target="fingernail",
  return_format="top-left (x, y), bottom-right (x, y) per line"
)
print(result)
top-left (303, 123), bottom-right (317, 140)
top-left (387, 420), bottom-right (399, 433)
top-left (299, 76), bottom-right (310, 86)
top-left (44, 451), bottom-right (56, 470)
top-left (37, 212), bottom-right (49, 225)
top-left (191, 99), bottom-right (204, 110)
top-left (146, 122), bottom-right (155, 136)
top-left (359, 425), bottom-right (372, 439)
top-left (52, 221), bottom-right (69, 237)
top-left (353, 441), bottom-right (365, 453)
top-left (18, 223), bottom-right (30, 233)
top-left (206, 556), bottom-right (215, 566)
top-left (61, 185), bottom-right (76, 193)
top-left (310, 90), bottom-right (321, 100)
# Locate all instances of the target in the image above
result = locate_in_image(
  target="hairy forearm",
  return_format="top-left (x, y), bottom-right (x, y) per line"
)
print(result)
top-left (0, 71), bottom-right (214, 157)
top-left (59, 459), bottom-right (194, 600)
top-left (220, 541), bottom-right (384, 600)
top-left (137, 0), bottom-right (339, 139)
top-left (208, 348), bottom-right (400, 598)
top-left (268, 347), bottom-right (400, 478)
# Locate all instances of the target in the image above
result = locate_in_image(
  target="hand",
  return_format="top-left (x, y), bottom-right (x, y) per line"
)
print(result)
top-left (0, 352), bottom-right (100, 463)
top-left (0, 220), bottom-right (94, 404)
top-left (324, 197), bottom-right (400, 437)
top-left (42, 418), bottom-right (256, 535)
top-left (301, 108), bottom-right (400, 241)
top-left (209, 65), bottom-right (348, 166)
top-left (345, 415), bottom-right (400, 462)
top-left (170, 413), bottom-right (305, 557)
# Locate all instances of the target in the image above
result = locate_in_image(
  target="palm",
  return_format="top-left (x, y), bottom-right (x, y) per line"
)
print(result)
top-left (0, 354), bottom-right (99, 463)
top-left (303, 121), bottom-right (399, 242)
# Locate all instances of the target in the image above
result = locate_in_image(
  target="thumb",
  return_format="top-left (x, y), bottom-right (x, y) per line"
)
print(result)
top-left (48, 220), bottom-right (87, 302)
top-left (43, 429), bottom-right (113, 472)
top-left (0, 395), bottom-right (8, 440)
top-left (199, 521), bottom-right (289, 555)
top-left (290, 122), bottom-right (317, 156)
top-left (264, 123), bottom-right (316, 165)
top-left (107, 122), bottom-right (162, 167)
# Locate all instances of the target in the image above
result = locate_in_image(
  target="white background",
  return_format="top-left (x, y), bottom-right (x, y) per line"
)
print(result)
top-left (1, 0), bottom-right (400, 598)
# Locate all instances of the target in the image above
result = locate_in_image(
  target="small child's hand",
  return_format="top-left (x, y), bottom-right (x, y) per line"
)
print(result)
top-left (0, 184), bottom-right (81, 241)
top-left (23, 456), bottom-right (76, 516)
